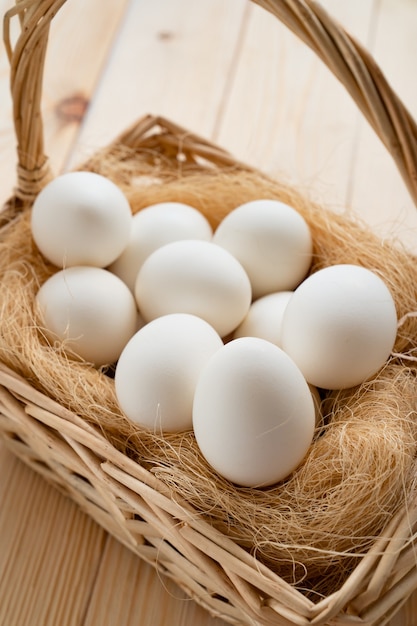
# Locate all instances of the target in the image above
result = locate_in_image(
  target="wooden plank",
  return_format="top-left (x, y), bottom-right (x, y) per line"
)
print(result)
top-left (348, 0), bottom-right (417, 252)
top-left (83, 536), bottom-right (225, 626)
top-left (67, 0), bottom-right (248, 169)
top-left (0, 0), bottom-right (131, 207)
top-left (214, 0), bottom-right (375, 211)
top-left (0, 443), bottom-right (107, 626)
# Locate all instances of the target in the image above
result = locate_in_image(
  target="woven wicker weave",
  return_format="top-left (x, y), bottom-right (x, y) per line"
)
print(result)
top-left (2, 2), bottom-right (417, 625)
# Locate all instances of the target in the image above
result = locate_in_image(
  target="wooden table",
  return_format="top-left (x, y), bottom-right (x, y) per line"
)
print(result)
top-left (1, 1), bottom-right (417, 624)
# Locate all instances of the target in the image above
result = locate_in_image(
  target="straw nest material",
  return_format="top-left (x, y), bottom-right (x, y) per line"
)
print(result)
top-left (1, 157), bottom-right (417, 597)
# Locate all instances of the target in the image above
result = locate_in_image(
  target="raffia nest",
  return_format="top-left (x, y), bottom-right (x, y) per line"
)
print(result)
top-left (1, 157), bottom-right (417, 597)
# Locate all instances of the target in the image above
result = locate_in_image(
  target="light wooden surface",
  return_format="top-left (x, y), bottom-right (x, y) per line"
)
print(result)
top-left (1, 1), bottom-right (417, 624)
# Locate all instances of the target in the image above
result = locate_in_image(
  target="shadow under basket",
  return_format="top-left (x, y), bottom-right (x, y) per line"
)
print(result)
top-left (3, 2), bottom-right (417, 626)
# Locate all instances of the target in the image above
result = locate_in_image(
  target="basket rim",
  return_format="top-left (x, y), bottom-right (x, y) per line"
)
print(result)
top-left (1, 111), bottom-right (417, 625)
top-left (1, 336), bottom-right (417, 626)
top-left (3, 2), bottom-right (417, 624)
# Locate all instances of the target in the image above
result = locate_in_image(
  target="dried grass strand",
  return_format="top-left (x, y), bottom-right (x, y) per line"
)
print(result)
top-left (1, 165), bottom-right (417, 595)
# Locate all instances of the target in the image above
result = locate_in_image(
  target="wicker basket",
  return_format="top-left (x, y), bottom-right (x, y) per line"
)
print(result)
top-left (2, 2), bottom-right (417, 625)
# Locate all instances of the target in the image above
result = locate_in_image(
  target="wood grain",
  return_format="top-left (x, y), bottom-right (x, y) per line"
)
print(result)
top-left (67, 0), bottom-right (248, 170)
top-left (0, 0), bottom-right (131, 204)
top-left (1, 0), bottom-right (417, 625)
top-left (0, 446), bottom-right (107, 626)
top-left (215, 1), bottom-right (374, 203)
top-left (83, 535), bottom-right (224, 626)
top-left (348, 0), bottom-right (417, 251)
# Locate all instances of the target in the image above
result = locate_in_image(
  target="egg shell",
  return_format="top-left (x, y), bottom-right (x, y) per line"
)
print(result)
top-left (233, 291), bottom-right (293, 346)
top-left (36, 266), bottom-right (138, 366)
top-left (135, 240), bottom-right (252, 337)
top-left (192, 337), bottom-right (316, 488)
top-left (114, 313), bottom-right (223, 432)
top-left (109, 202), bottom-right (213, 292)
top-left (281, 264), bottom-right (398, 389)
top-left (212, 199), bottom-right (313, 298)
top-left (31, 171), bottom-right (132, 268)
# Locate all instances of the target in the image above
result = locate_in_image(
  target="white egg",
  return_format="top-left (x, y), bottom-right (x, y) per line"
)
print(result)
top-left (233, 291), bottom-right (293, 346)
top-left (135, 240), bottom-right (252, 337)
top-left (281, 264), bottom-right (398, 389)
top-left (192, 337), bottom-right (316, 487)
top-left (114, 314), bottom-right (223, 432)
top-left (36, 266), bottom-right (138, 366)
top-left (212, 199), bottom-right (312, 298)
top-left (109, 202), bottom-right (213, 291)
top-left (31, 171), bottom-right (132, 268)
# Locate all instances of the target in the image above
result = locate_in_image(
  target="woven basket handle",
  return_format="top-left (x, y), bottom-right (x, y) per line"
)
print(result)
top-left (4, 0), bottom-right (417, 207)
